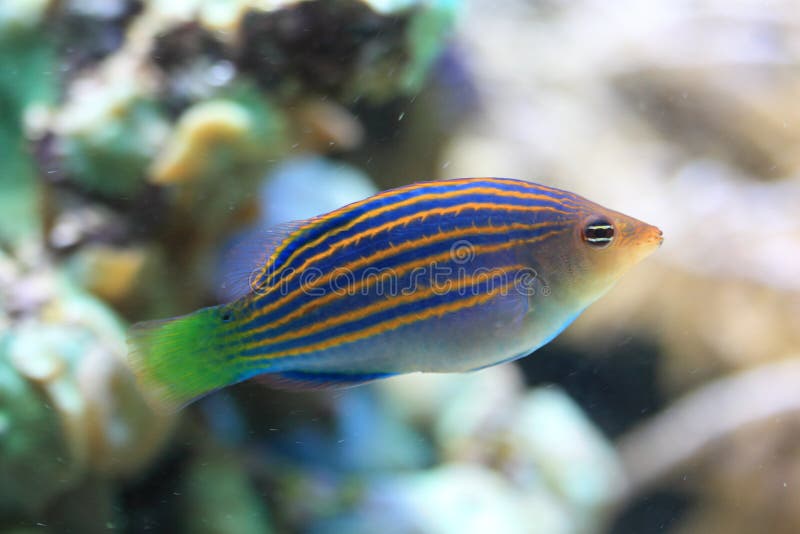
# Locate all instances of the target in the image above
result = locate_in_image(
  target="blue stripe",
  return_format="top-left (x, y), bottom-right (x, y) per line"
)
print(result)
top-left (236, 223), bottom-right (558, 337)
top-left (245, 198), bottom-right (571, 319)
top-left (254, 178), bottom-right (580, 289)
top-left (238, 266), bottom-right (521, 358)
top-left (269, 191), bottom-right (570, 278)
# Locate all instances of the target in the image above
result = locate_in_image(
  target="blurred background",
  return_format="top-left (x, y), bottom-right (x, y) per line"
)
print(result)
top-left (1, 0), bottom-right (799, 532)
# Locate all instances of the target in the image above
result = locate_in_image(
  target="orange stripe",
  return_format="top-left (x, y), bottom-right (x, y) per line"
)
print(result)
top-left (237, 222), bottom-right (565, 330)
top-left (258, 179), bottom-right (485, 281)
top-left (232, 231), bottom-right (547, 343)
top-left (256, 199), bottom-right (570, 295)
top-left (236, 277), bottom-right (519, 362)
top-left (240, 264), bottom-right (527, 351)
top-left (257, 181), bottom-right (579, 286)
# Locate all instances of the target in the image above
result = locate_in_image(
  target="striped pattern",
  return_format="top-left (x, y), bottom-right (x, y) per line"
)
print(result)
top-left (125, 175), bottom-right (663, 409)
top-left (255, 178), bottom-right (581, 288)
top-left (222, 178), bottom-right (582, 366)
top-left (241, 276), bottom-right (520, 362)
top-left (245, 264), bottom-right (527, 346)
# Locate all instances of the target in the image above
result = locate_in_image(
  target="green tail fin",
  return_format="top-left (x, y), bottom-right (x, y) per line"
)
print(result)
top-left (127, 306), bottom-right (241, 411)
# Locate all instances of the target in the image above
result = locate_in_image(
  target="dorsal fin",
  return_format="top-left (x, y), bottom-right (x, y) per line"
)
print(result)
top-left (217, 220), bottom-right (308, 302)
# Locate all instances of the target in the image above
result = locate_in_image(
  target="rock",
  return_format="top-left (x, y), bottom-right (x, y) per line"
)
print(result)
top-left (261, 156), bottom-right (378, 225)
top-left (150, 95), bottom-right (287, 185)
top-left (183, 451), bottom-right (275, 534)
top-left (0, 249), bottom-right (174, 517)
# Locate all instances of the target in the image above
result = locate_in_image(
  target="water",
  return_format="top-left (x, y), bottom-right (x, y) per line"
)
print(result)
top-left (1, 1), bottom-right (799, 533)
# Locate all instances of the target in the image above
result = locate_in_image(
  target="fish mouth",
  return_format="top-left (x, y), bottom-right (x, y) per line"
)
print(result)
top-left (652, 226), bottom-right (664, 247)
top-left (651, 226), bottom-right (664, 247)
top-left (638, 224), bottom-right (663, 253)
top-left (619, 218), bottom-right (662, 257)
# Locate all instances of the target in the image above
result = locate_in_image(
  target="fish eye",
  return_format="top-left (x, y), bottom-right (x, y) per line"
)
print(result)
top-left (221, 310), bottom-right (234, 322)
top-left (582, 219), bottom-right (615, 248)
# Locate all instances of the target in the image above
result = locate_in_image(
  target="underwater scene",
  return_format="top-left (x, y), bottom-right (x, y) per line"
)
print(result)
top-left (1, 0), bottom-right (799, 533)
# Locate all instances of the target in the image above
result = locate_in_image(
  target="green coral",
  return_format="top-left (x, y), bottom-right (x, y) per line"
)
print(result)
top-left (0, 1), bottom-right (56, 243)
top-left (184, 452), bottom-right (275, 534)
top-left (61, 97), bottom-right (171, 197)
top-left (0, 331), bottom-right (79, 518)
top-left (402, 0), bottom-right (458, 93)
top-left (149, 81), bottom-right (288, 188)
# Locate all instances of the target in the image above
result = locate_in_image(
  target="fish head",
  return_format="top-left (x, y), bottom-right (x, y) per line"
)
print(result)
top-left (528, 198), bottom-right (662, 309)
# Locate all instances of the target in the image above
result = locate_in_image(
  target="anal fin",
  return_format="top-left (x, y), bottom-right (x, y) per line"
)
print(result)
top-left (256, 370), bottom-right (396, 391)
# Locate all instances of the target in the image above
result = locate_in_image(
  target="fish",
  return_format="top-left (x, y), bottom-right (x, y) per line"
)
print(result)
top-left (127, 177), bottom-right (662, 410)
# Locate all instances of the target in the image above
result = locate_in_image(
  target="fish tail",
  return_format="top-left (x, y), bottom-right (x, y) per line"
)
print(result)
top-left (127, 306), bottom-right (242, 411)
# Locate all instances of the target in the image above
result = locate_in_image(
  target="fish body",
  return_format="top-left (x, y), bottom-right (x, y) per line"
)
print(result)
top-left (128, 177), bottom-right (662, 409)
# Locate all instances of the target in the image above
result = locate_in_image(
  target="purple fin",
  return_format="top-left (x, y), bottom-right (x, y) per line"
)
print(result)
top-left (217, 221), bottom-right (308, 302)
top-left (256, 370), bottom-right (396, 391)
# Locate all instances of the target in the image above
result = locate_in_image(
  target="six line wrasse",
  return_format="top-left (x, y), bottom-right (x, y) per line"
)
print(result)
top-left (127, 177), bottom-right (663, 410)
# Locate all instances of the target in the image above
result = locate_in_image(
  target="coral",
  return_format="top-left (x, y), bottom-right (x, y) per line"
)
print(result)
top-left (149, 81), bottom-right (290, 187)
top-left (183, 451), bottom-right (275, 534)
top-left (377, 369), bottom-right (625, 532)
top-left (1, 0), bottom-right (462, 529)
top-left (0, 324), bottom-right (78, 517)
top-left (0, 247), bottom-right (173, 525)
top-left (235, 0), bottom-right (455, 101)
top-left (260, 156), bottom-right (379, 224)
